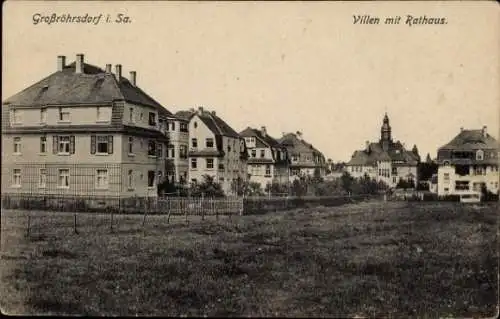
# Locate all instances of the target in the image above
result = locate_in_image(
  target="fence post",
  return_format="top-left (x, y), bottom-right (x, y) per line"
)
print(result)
top-left (26, 215), bottom-right (31, 238)
top-left (185, 199), bottom-right (189, 224)
top-left (167, 198), bottom-right (172, 224)
top-left (143, 197), bottom-right (148, 228)
top-left (73, 213), bottom-right (78, 234)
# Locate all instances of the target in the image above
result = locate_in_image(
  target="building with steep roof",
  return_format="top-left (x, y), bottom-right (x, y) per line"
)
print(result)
top-left (278, 132), bottom-right (327, 179)
top-left (239, 126), bottom-right (290, 188)
top-left (436, 126), bottom-right (499, 196)
top-left (174, 107), bottom-right (248, 195)
top-left (346, 113), bottom-right (420, 188)
top-left (2, 53), bottom-right (179, 197)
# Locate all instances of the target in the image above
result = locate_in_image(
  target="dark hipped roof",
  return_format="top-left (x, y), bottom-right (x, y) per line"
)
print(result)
top-left (3, 61), bottom-right (172, 116)
top-left (278, 133), bottom-right (324, 156)
top-left (239, 127), bottom-right (281, 148)
top-left (175, 109), bottom-right (240, 138)
top-left (347, 141), bottom-right (419, 166)
top-left (438, 129), bottom-right (498, 151)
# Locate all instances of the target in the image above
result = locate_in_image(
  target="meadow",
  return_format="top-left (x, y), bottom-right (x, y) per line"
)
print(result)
top-left (1, 200), bottom-right (498, 317)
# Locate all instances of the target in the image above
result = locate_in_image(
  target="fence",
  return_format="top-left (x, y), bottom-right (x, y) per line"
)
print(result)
top-left (1, 193), bottom-right (381, 215)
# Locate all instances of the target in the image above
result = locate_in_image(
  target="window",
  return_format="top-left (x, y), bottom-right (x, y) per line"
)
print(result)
top-left (157, 143), bottom-right (163, 158)
top-left (97, 136), bottom-right (111, 154)
top-left (140, 112), bottom-right (144, 121)
top-left (170, 145), bottom-right (175, 158)
top-left (96, 169), bottom-right (109, 189)
top-left (251, 149), bottom-right (256, 158)
top-left (171, 122), bottom-right (175, 131)
top-left (148, 112), bottom-right (156, 126)
top-left (476, 150), bottom-right (484, 161)
top-left (392, 167), bottom-right (397, 175)
top-left (191, 158), bottom-right (197, 169)
top-left (443, 173), bottom-right (450, 182)
top-left (292, 155), bottom-right (298, 162)
top-left (392, 176), bottom-right (397, 184)
top-left (40, 108), bottom-right (47, 123)
top-left (11, 109), bottom-right (22, 124)
top-left (128, 137), bottom-right (134, 154)
top-left (147, 140), bottom-right (157, 156)
top-left (191, 138), bottom-right (198, 148)
top-left (473, 166), bottom-right (485, 176)
top-left (260, 150), bottom-right (265, 158)
top-left (129, 107), bottom-right (134, 122)
top-left (55, 136), bottom-right (73, 154)
top-left (206, 158), bottom-right (214, 169)
top-left (40, 136), bottom-right (47, 153)
top-left (194, 121), bottom-right (198, 129)
top-left (206, 138), bottom-right (214, 148)
top-left (455, 181), bottom-right (469, 191)
top-left (444, 187), bottom-right (449, 192)
top-left (265, 164), bottom-right (271, 176)
top-left (59, 107), bottom-right (70, 122)
top-left (180, 145), bottom-right (188, 159)
top-left (147, 170), bottom-right (155, 188)
top-left (12, 169), bottom-right (21, 187)
top-left (58, 169), bottom-right (70, 188)
top-left (13, 137), bottom-right (21, 154)
top-left (127, 170), bottom-right (134, 189)
top-left (39, 169), bottom-right (47, 188)
top-left (180, 122), bottom-right (188, 132)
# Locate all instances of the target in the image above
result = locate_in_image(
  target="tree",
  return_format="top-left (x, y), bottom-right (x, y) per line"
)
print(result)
top-left (247, 182), bottom-right (264, 196)
top-left (291, 178), bottom-right (308, 197)
top-left (425, 153), bottom-right (432, 163)
top-left (191, 175), bottom-right (225, 198)
top-left (340, 172), bottom-right (354, 194)
top-left (157, 178), bottom-right (177, 196)
top-left (231, 176), bottom-right (248, 196)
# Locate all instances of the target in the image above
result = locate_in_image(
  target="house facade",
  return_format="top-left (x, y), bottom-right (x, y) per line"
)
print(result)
top-left (160, 115), bottom-right (189, 186)
top-left (436, 126), bottom-right (499, 196)
top-left (1, 54), bottom-right (177, 198)
top-left (175, 107), bottom-right (248, 195)
top-left (278, 132), bottom-right (327, 180)
top-left (239, 126), bottom-right (290, 188)
top-left (346, 113), bottom-right (420, 188)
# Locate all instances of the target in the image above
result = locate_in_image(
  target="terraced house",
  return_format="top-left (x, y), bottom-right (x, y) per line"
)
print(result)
top-left (346, 113), bottom-right (420, 187)
top-left (436, 126), bottom-right (499, 196)
top-left (175, 107), bottom-right (248, 195)
top-left (239, 126), bottom-right (290, 187)
top-left (278, 132), bottom-right (327, 179)
top-left (1, 53), bottom-right (178, 197)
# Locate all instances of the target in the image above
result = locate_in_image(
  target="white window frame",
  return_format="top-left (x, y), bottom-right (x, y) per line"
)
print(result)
top-left (40, 108), bottom-right (47, 124)
top-left (58, 169), bottom-right (70, 188)
top-left (127, 170), bottom-right (134, 190)
top-left (265, 164), bottom-right (271, 176)
top-left (58, 107), bottom-right (70, 122)
top-left (96, 136), bottom-right (110, 155)
top-left (58, 136), bottom-right (71, 154)
top-left (12, 169), bottom-right (21, 188)
top-left (96, 106), bottom-right (108, 122)
top-left (39, 169), bottom-right (47, 188)
top-left (95, 169), bottom-right (109, 190)
top-left (11, 109), bottom-right (22, 125)
top-left (40, 136), bottom-right (47, 154)
top-left (476, 150), bottom-right (484, 161)
top-left (128, 137), bottom-right (134, 155)
top-left (129, 107), bottom-right (134, 123)
top-left (13, 137), bottom-right (21, 155)
top-left (206, 158), bottom-right (214, 169)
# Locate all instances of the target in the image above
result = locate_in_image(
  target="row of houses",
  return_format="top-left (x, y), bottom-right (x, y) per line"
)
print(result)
top-left (1, 54), bottom-right (327, 197)
top-left (344, 113), bottom-right (499, 197)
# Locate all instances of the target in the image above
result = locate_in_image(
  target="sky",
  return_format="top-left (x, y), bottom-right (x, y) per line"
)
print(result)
top-left (3, 1), bottom-right (499, 162)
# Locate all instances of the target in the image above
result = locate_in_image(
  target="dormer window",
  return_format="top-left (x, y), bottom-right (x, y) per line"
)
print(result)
top-left (476, 150), bottom-right (484, 161)
top-left (148, 112), bottom-right (156, 126)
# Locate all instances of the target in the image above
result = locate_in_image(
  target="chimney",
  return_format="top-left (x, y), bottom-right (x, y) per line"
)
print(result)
top-left (130, 71), bottom-right (136, 86)
top-left (211, 111), bottom-right (216, 116)
top-left (365, 140), bottom-right (370, 152)
top-left (482, 125), bottom-right (487, 137)
top-left (460, 127), bottom-right (464, 132)
top-left (261, 126), bottom-right (267, 137)
top-left (105, 64), bottom-right (112, 73)
top-left (189, 107), bottom-right (195, 113)
top-left (57, 55), bottom-right (66, 71)
top-left (198, 106), bottom-right (204, 114)
top-left (115, 64), bottom-right (122, 81)
top-left (75, 54), bottom-right (84, 74)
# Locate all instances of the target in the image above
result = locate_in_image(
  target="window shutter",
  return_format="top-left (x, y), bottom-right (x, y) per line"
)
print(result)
top-left (108, 135), bottom-right (113, 154)
top-left (70, 136), bottom-right (75, 154)
top-left (53, 136), bottom-right (58, 154)
top-left (91, 135), bottom-right (96, 154)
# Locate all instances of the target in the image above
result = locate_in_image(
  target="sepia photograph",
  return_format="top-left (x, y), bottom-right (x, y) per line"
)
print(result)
top-left (1, 1), bottom-right (499, 317)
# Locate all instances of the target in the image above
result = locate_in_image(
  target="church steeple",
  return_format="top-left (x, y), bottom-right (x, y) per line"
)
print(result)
top-left (380, 112), bottom-right (392, 151)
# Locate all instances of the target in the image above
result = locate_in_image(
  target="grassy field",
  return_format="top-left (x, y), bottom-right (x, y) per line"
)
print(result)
top-left (1, 200), bottom-right (498, 317)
